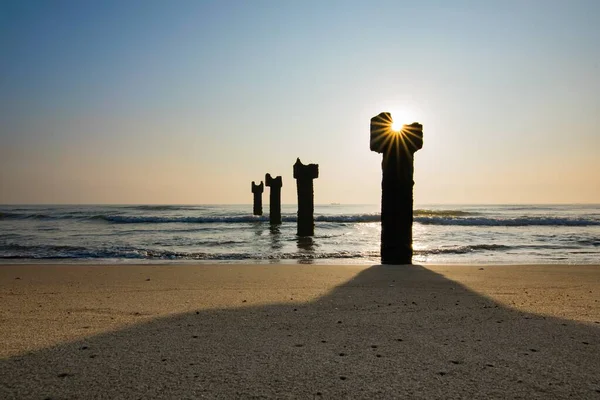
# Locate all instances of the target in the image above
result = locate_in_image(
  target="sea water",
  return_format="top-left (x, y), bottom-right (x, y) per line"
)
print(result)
top-left (0, 204), bottom-right (598, 264)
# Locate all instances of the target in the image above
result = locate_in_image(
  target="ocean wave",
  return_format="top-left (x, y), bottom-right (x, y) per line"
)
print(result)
top-left (2, 210), bottom-right (599, 227)
top-left (1, 243), bottom-right (580, 261)
top-left (0, 212), bottom-right (53, 220)
top-left (94, 214), bottom-right (600, 226)
top-left (0, 209), bottom-right (469, 219)
top-left (0, 243), bottom-right (92, 254)
top-left (91, 215), bottom-right (271, 223)
top-left (0, 211), bottom-right (94, 220)
top-left (576, 238), bottom-right (600, 247)
top-left (414, 209), bottom-right (476, 217)
top-left (125, 205), bottom-right (204, 211)
top-left (2, 240), bottom-right (598, 261)
top-left (88, 214), bottom-right (371, 223)
top-left (314, 214), bottom-right (380, 223)
top-left (414, 243), bottom-right (581, 255)
top-left (414, 244), bottom-right (510, 255)
top-left (415, 216), bottom-right (600, 227)
top-left (85, 214), bottom-right (376, 224)
top-left (0, 243), bottom-right (374, 260)
top-left (150, 239), bottom-right (247, 247)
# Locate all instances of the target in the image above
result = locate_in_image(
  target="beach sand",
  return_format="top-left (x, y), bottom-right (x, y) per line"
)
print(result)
top-left (0, 264), bottom-right (598, 398)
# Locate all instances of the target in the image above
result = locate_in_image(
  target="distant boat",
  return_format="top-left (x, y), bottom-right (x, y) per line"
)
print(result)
top-left (330, 202), bottom-right (341, 205)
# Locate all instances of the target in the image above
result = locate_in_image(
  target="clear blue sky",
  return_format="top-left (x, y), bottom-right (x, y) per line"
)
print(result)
top-left (1, 0), bottom-right (599, 204)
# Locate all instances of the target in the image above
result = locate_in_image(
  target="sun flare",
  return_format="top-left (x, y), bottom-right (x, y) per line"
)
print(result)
top-left (389, 107), bottom-right (417, 131)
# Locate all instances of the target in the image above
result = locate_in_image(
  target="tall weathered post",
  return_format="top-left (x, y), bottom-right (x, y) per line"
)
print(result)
top-left (370, 112), bottom-right (423, 264)
top-left (293, 158), bottom-right (319, 236)
top-left (251, 181), bottom-right (264, 216)
top-left (265, 174), bottom-right (282, 225)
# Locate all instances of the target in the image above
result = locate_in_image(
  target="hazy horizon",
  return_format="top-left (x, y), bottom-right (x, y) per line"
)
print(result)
top-left (2, 0), bottom-right (599, 205)
top-left (2, 202), bottom-right (599, 206)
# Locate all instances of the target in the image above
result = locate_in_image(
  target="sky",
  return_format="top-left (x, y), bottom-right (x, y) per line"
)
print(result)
top-left (1, 0), bottom-right (599, 204)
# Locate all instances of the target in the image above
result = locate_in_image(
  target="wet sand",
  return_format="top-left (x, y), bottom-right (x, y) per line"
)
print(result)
top-left (0, 264), bottom-right (599, 398)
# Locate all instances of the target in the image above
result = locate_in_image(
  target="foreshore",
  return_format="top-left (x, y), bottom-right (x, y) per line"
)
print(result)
top-left (1, 264), bottom-right (598, 398)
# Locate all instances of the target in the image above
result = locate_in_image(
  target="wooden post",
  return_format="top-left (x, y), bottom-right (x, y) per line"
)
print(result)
top-left (370, 112), bottom-right (423, 264)
top-left (265, 174), bottom-right (282, 225)
top-left (251, 181), bottom-right (264, 216)
top-left (293, 158), bottom-right (319, 237)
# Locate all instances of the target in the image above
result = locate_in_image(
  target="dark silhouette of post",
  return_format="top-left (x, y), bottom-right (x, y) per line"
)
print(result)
top-left (293, 158), bottom-right (319, 236)
top-left (370, 112), bottom-right (423, 264)
top-left (265, 174), bottom-right (282, 225)
top-left (251, 181), bottom-right (264, 216)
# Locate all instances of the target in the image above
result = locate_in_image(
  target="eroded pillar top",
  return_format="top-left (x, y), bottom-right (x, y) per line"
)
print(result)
top-left (370, 112), bottom-right (423, 156)
top-left (251, 181), bottom-right (264, 193)
top-left (265, 174), bottom-right (282, 188)
top-left (293, 158), bottom-right (319, 180)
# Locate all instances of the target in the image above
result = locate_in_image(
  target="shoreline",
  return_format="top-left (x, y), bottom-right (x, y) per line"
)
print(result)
top-left (1, 263), bottom-right (599, 398)
top-left (2, 260), bottom-right (600, 265)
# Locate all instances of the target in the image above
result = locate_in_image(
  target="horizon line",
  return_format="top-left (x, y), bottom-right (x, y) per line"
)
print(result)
top-left (1, 203), bottom-right (599, 207)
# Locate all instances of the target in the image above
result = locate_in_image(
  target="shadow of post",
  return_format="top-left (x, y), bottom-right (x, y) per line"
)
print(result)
top-left (0, 265), bottom-right (598, 398)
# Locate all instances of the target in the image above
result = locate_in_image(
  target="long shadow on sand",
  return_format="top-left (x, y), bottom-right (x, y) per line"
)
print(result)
top-left (1, 265), bottom-right (598, 399)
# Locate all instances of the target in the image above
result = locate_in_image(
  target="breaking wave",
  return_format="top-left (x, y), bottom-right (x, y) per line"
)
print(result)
top-left (2, 210), bottom-right (599, 227)
top-left (415, 216), bottom-right (600, 227)
top-left (90, 214), bottom-right (600, 227)
top-left (0, 243), bottom-right (372, 260)
top-left (414, 244), bottom-right (510, 255)
top-left (0, 243), bottom-right (581, 261)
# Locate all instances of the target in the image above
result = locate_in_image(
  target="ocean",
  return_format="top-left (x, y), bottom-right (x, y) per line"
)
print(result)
top-left (0, 204), bottom-right (598, 265)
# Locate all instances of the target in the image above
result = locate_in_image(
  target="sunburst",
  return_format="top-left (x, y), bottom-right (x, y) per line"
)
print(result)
top-left (370, 111), bottom-right (423, 160)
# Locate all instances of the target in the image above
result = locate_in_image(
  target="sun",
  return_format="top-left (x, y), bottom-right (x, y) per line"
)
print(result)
top-left (389, 107), bottom-right (418, 131)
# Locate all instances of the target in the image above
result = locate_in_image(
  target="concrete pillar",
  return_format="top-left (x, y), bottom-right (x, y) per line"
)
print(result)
top-left (251, 181), bottom-right (264, 216)
top-left (293, 158), bottom-right (319, 237)
top-left (265, 173), bottom-right (282, 225)
top-left (370, 112), bottom-right (423, 264)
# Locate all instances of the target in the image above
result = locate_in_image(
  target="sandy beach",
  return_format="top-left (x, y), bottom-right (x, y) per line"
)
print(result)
top-left (0, 263), bottom-right (598, 399)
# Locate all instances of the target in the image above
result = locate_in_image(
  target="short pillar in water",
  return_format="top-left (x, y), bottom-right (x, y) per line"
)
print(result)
top-left (370, 112), bottom-right (423, 264)
top-left (265, 173), bottom-right (283, 225)
top-left (251, 181), bottom-right (264, 216)
top-left (293, 158), bottom-right (319, 237)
